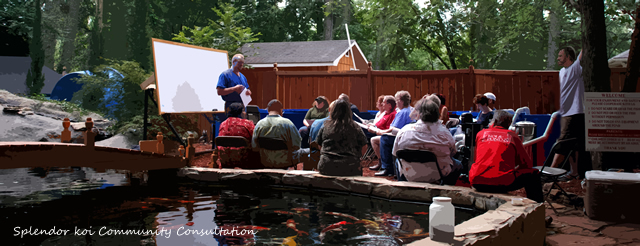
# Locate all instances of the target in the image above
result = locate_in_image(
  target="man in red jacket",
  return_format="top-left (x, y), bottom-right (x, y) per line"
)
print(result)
top-left (469, 110), bottom-right (543, 203)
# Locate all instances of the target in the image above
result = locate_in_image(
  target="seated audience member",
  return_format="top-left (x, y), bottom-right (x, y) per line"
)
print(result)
top-left (316, 99), bottom-right (368, 176)
top-left (252, 99), bottom-right (311, 169)
top-left (469, 110), bottom-right (543, 203)
top-left (484, 92), bottom-right (497, 110)
top-left (393, 96), bottom-right (462, 183)
top-left (435, 94), bottom-right (449, 125)
top-left (484, 92), bottom-right (515, 115)
top-left (372, 91), bottom-right (414, 176)
top-left (367, 96), bottom-right (397, 168)
top-left (217, 102), bottom-right (259, 168)
top-left (299, 96), bottom-right (329, 148)
top-left (373, 95), bottom-right (386, 124)
top-left (474, 94), bottom-right (494, 128)
top-left (309, 101), bottom-right (335, 143)
top-left (307, 101), bottom-right (336, 165)
top-left (338, 93), bottom-right (361, 121)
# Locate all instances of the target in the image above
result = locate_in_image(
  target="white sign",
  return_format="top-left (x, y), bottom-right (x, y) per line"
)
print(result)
top-left (585, 92), bottom-right (640, 152)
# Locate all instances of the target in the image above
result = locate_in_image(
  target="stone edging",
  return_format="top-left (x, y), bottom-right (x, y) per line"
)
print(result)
top-left (178, 167), bottom-right (545, 246)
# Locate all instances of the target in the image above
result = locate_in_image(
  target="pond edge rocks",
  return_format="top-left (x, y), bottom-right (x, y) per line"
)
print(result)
top-left (178, 167), bottom-right (545, 246)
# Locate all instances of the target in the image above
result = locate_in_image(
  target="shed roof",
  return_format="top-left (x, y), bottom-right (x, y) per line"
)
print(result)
top-left (241, 40), bottom-right (367, 67)
top-left (608, 49), bottom-right (629, 68)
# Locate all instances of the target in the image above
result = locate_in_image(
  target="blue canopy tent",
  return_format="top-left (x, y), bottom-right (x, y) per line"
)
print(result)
top-left (49, 68), bottom-right (124, 120)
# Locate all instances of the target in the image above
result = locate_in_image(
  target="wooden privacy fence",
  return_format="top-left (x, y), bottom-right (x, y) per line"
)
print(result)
top-left (241, 64), bottom-right (640, 114)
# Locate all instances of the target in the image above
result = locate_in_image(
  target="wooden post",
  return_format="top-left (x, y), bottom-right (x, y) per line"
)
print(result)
top-left (186, 133), bottom-right (196, 164)
top-left (178, 145), bottom-right (185, 157)
top-left (84, 118), bottom-right (95, 147)
top-left (61, 118), bottom-right (71, 143)
top-left (367, 61), bottom-right (373, 110)
top-left (211, 145), bottom-right (219, 168)
top-left (469, 60), bottom-right (476, 112)
top-left (156, 132), bottom-right (164, 154)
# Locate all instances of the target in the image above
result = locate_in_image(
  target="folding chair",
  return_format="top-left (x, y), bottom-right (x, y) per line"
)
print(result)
top-left (256, 137), bottom-right (295, 170)
top-left (395, 149), bottom-right (445, 185)
top-left (215, 136), bottom-right (250, 168)
top-left (533, 140), bottom-right (575, 214)
top-left (361, 144), bottom-right (376, 165)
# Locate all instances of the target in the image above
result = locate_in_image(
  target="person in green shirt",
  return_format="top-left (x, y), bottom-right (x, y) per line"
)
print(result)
top-left (299, 96), bottom-right (329, 148)
top-left (252, 99), bottom-right (312, 169)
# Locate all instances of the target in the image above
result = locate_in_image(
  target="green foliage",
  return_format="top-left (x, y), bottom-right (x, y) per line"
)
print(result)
top-left (26, 93), bottom-right (99, 117)
top-left (25, 0), bottom-right (45, 95)
top-left (172, 3), bottom-right (260, 60)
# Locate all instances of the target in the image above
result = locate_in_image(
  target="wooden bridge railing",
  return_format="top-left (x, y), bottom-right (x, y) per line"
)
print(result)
top-left (60, 117), bottom-right (195, 166)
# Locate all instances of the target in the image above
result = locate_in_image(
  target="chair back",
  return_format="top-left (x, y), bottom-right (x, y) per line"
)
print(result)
top-left (257, 137), bottom-right (289, 151)
top-left (396, 149), bottom-right (438, 163)
top-left (396, 149), bottom-right (444, 185)
top-left (535, 140), bottom-right (573, 177)
top-left (246, 105), bottom-right (261, 124)
top-left (215, 136), bottom-right (250, 148)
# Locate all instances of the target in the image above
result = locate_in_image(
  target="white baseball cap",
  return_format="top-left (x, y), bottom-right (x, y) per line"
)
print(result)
top-left (484, 92), bottom-right (496, 101)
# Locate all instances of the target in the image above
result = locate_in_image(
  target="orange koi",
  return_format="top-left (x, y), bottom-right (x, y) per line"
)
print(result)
top-left (414, 212), bottom-right (429, 215)
top-left (291, 208), bottom-right (310, 212)
top-left (320, 221), bottom-right (352, 234)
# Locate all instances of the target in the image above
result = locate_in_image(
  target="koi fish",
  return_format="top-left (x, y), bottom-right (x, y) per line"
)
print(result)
top-left (320, 221), bottom-right (352, 234)
top-left (177, 200), bottom-right (195, 204)
top-left (413, 212), bottom-right (429, 215)
top-left (186, 222), bottom-right (194, 226)
top-left (291, 208), bottom-right (310, 212)
top-left (319, 221), bottom-right (352, 241)
top-left (284, 219), bottom-right (309, 236)
top-left (274, 210), bottom-right (310, 218)
top-left (282, 235), bottom-right (297, 246)
top-left (326, 212), bottom-right (359, 221)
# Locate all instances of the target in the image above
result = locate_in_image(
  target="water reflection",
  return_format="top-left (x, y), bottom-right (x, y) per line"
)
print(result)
top-left (0, 169), bottom-right (481, 246)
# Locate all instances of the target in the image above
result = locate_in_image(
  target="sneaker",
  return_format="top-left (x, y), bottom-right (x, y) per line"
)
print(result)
top-left (557, 173), bottom-right (578, 182)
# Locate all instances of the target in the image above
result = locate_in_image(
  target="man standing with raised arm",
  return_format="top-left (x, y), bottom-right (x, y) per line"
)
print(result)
top-left (552, 47), bottom-right (584, 181)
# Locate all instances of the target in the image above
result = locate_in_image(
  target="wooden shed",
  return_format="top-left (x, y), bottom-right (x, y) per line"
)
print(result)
top-left (240, 40), bottom-right (369, 108)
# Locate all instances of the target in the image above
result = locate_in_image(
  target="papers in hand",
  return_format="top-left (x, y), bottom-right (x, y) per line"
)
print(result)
top-left (357, 122), bottom-right (379, 131)
top-left (240, 88), bottom-right (252, 107)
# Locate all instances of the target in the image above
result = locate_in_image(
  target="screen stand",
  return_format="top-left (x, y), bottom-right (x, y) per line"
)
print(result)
top-left (142, 88), bottom-right (186, 147)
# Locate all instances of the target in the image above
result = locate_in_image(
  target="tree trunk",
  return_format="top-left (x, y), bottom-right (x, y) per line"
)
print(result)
top-left (580, 0), bottom-right (610, 93)
top-left (324, 0), bottom-right (333, 40)
top-left (546, 9), bottom-right (560, 70)
top-left (623, 4), bottom-right (640, 92)
top-left (26, 0), bottom-right (45, 95)
top-left (60, 0), bottom-right (81, 73)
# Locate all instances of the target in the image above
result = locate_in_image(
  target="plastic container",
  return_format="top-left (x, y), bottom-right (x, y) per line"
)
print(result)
top-left (584, 171), bottom-right (640, 222)
top-left (430, 197), bottom-right (455, 242)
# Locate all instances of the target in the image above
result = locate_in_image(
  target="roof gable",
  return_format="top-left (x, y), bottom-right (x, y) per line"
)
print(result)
top-left (241, 40), bottom-right (364, 66)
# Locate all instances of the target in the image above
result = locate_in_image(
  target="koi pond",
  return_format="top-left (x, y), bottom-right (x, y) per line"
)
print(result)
top-left (1, 167), bottom-right (483, 245)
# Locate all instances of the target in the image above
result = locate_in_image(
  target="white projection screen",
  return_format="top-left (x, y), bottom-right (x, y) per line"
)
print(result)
top-left (152, 38), bottom-right (229, 114)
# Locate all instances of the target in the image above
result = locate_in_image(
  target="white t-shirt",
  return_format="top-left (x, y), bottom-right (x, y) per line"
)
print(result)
top-left (559, 58), bottom-right (585, 116)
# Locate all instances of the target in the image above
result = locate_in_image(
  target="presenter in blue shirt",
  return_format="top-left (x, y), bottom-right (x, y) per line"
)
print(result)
top-left (217, 54), bottom-right (252, 113)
